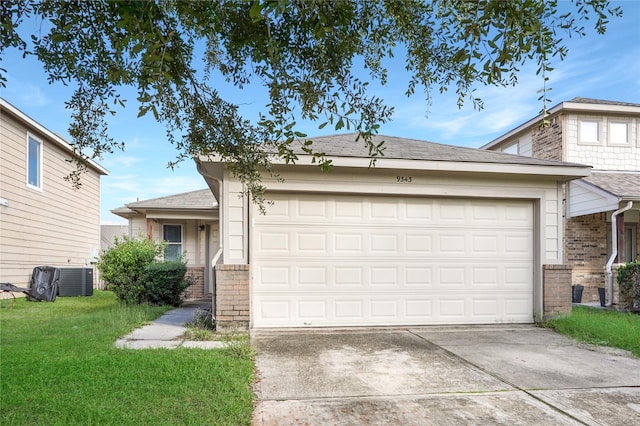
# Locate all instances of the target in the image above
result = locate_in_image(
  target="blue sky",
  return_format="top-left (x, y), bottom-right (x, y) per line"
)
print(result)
top-left (2, 1), bottom-right (639, 224)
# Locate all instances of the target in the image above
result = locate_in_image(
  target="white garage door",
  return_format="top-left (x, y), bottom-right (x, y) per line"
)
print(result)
top-left (252, 194), bottom-right (533, 327)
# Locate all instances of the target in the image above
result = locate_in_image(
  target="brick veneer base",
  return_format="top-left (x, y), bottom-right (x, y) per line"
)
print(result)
top-left (543, 264), bottom-right (573, 319)
top-left (611, 265), bottom-right (634, 310)
top-left (564, 213), bottom-right (608, 302)
top-left (215, 264), bottom-right (249, 329)
top-left (182, 267), bottom-right (206, 300)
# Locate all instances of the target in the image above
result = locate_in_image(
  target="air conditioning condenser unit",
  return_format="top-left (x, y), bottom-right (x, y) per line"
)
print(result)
top-left (58, 267), bottom-right (94, 296)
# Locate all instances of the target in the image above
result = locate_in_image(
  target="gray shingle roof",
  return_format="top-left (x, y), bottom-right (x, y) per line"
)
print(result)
top-left (582, 172), bottom-right (640, 200)
top-left (289, 133), bottom-right (586, 168)
top-left (568, 97), bottom-right (640, 108)
top-left (113, 189), bottom-right (217, 212)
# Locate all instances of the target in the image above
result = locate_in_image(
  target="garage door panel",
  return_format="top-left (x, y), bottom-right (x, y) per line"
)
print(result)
top-left (298, 300), bottom-right (327, 320)
top-left (254, 292), bottom-right (533, 327)
top-left (252, 194), bottom-right (533, 327)
top-left (335, 233), bottom-right (363, 252)
top-left (258, 231), bottom-right (289, 251)
top-left (472, 299), bottom-right (499, 317)
top-left (254, 260), bottom-right (531, 292)
top-left (256, 228), bottom-right (530, 259)
top-left (298, 198), bottom-right (326, 217)
top-left (297, 232), bottom-right (326, 252)
top-left (505, 298), bottom-right (533, 318)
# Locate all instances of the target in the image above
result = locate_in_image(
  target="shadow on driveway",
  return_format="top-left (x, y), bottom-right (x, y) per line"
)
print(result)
top-left (252, 326), bottom-right (640, 425)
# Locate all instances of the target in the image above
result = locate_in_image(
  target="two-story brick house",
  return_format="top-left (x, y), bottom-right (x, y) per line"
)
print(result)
top-left (482, 98), bottom-right (640, 305)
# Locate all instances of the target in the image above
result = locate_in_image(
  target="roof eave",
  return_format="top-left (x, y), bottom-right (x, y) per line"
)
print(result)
top-left (1, 98), bottom-right (109, 176)
top-left (267, 155), bottom-right (590, 179)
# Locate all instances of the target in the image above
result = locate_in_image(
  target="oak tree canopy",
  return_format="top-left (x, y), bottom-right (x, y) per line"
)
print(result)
top-left (0, 0), bottom-right (622, 201)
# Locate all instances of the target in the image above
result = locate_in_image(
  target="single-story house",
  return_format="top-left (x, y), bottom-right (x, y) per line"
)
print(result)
top-left (196, 133), bottom-right (591, 328)
top-left (111, 189), bottom-right (219, 300)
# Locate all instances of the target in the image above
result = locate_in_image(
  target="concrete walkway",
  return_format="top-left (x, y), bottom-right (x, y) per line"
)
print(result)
top-left (115, 300), bottom-right (224, 349)
top-left (252, 326), bottom-right (640, 425)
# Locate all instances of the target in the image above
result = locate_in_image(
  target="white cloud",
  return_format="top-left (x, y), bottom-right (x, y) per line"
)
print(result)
top-left (102, 155), bottom-right (142, 169)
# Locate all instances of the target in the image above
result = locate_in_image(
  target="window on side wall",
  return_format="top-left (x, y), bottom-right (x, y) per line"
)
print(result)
top-left (578, 120), bottom-right (600, 145)
top-left (608, 121), bottom-right (629, 146)
top-left (26, 133), bottom-right (43, 190)
top-left (163, 224), bottom-right (183, 261)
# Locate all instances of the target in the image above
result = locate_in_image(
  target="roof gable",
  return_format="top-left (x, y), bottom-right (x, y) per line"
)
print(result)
top-left (1, 98), bottom-right (109, 175)
top-left (482, 98), bottom-right (640, 150)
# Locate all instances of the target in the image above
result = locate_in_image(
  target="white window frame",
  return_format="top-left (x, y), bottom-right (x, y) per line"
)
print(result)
top-left (162, 223), bottom-right (183, 261)
top-left (26, 132), bottom-right (43, 191)
top-left (607, 120), bottom-right (630, 146)
top-left (577, 119), bottom-right (601, 145)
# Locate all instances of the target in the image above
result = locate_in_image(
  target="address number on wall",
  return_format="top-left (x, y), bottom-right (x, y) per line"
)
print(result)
top-left (396, 176), bottom-right (413, 183)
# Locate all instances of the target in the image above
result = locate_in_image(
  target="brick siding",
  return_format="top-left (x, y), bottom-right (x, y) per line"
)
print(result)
top-left (564, 213), bottom-right (609, 303)
top-left (532, 117), bottom-right (563, 161)
top-left (215, 264), bottom-right (249, 329)
top-left (183, 266), bottom-right (207, 300)
top-left (543, 264), bottom-right (573, 318)
top-left (611, 265), bottom-right (634, 310)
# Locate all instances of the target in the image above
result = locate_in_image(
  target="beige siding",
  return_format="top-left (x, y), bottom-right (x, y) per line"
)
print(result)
top-left (1, 109), bottom-right (102, 287)
top-left (567, 181), bottom-right (619, 217)
top-left (130, 216), bottom-right (148, 238)
top-left (223, 175), bottom-right (248, 263)
top-left (122, 215), bottom-right (219, 268)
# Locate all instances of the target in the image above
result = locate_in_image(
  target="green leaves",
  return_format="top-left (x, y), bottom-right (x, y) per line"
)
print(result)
top-left (0, 0), bottom-right (623, 204)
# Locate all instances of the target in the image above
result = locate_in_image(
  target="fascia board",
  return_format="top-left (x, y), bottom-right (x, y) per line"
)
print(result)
top-left (1, 98), bottom-right (110, 175)
top-left (146, 211), bottom-right (219, 220)
top-left (268, 155), bottom-right (590, 179)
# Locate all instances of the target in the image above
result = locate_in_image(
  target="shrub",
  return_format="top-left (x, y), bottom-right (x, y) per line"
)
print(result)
top-left (617, 260), bottom-right (640, 313)
top-left (97, 236), bottom-right (164, 304)
top-left (142, 261), bottom-right (193, 307)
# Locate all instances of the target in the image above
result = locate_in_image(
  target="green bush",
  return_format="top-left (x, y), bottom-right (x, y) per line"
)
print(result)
top-left (142, 261), bottom-right (193, 307)
top-left (617, 260), bottom-right (640, 312)
top-left (97, 236), bottom-right (164, 304)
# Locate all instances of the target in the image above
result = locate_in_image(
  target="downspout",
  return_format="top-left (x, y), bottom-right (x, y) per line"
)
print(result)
top-left (605, 201), bottom-right (633, 307)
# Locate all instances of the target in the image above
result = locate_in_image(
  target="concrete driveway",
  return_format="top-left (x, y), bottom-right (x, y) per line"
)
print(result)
top-left (252, 326), bottom-right (640, 425)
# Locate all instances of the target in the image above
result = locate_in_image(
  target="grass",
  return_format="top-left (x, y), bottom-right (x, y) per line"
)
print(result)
top-left (184, 308), bottom-right (216, 341)
top-left (0, 291), bottom-right (255, 425)
top-left (545, 305), bottom-right (640, 357)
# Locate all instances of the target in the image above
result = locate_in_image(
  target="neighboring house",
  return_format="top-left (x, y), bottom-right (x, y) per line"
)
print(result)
top-left (100, 224), bottom-right (128, 253)
top-left (482, 98), bottom-right (640, 305)
top-left (111, 189), bottom-right (219, 300)
top-left (98, 224), bottom-right (128, 289)
top-left (196, 133), bottom-right (590, 328)
top-left (0, 98), bottom-right (108, 290)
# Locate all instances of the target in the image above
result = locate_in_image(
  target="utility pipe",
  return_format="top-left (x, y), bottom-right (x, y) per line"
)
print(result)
top-left (605, 201), bottom-right (633, 307)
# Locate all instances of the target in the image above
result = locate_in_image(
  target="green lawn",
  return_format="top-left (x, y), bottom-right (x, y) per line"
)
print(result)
top-left (546, 305), bottom-right (640, 358)
top-left (0, 291), bottom-right (254, 425)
